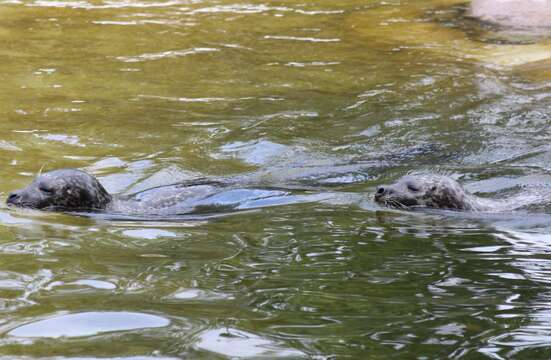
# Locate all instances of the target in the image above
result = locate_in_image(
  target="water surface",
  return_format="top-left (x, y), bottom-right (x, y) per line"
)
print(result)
top-left (0, 0), bottom-right (550, 358)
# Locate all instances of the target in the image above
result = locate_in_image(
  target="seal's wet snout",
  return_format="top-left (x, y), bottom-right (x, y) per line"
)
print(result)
top-left (7, 191), bottom-right (21, 206)
top-left (374, 185), bottom-right (394, 201)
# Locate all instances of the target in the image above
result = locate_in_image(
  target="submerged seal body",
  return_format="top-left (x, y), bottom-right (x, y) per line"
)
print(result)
top-left (6, 169), bottom-right (309, 216)
top-left (374, 174), bottom-right (534, 212)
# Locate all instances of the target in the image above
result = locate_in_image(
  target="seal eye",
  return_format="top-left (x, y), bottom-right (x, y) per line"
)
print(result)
top-left (407, 184), bottom-right (419, 192)
top-left (39, 186), bottom-right (54, 194)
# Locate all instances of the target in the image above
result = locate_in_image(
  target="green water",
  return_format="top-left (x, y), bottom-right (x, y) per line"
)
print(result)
top-left (1, 0), bottom-right (551, 358)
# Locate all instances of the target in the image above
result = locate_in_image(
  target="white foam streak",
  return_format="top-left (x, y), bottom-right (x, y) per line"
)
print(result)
top-left (264, 35), bottom-right (340, 43)
top-left (116, 47), bottom-right (219, 62)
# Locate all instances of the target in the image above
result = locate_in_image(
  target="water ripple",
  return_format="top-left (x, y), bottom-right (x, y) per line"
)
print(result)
top-left (264, 35), bottom-right (340, 43)
top-left (185, 4), bottom-right (343, 16)
top-left (27, 0), bottom-right (185, 9)
top-left (116, 47), bottom-right (219, 63)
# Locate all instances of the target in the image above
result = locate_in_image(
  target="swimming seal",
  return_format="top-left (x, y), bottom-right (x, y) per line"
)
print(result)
top-left (374, 174), bottom-right (538, 212)
top-left (6, 169), bottom-right (312, 216)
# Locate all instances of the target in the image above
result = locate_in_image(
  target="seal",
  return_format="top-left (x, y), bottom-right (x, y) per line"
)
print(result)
top-left (374, 174), bottom-right (538, 212)
top-left (6, 169), bottom-right (317, 216)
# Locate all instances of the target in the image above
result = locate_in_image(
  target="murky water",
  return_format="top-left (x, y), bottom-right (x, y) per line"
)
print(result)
top-left (0, 0), bottom-right (551, 358)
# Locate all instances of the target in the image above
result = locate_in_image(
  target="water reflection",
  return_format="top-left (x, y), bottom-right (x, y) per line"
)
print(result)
top-left (170, 288), bottom-right (232, 301)
top-left (451, 226), bottom-right (551, 358)
top-left (195, 327), bottom-right (306, 358)
top-left (8, 311), bottom-right (170, 338)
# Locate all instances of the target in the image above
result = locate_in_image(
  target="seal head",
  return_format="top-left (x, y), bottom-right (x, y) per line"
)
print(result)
top-left (375, 174), bottom-right (475, 211)
top-left (7, 169), bottom-right (112, 211)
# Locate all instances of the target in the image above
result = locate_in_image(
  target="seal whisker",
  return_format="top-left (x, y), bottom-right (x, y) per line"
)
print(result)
top-left (38, 162), bottom-right (49, 176)
top-left (388, 198), bottom-right (409, 210)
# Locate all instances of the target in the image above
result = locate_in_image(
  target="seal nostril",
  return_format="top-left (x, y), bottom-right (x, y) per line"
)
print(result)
top-left (7, 192), bottom-right (20, 204)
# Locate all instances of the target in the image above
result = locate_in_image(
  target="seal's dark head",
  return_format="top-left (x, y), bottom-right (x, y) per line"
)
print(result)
top-left (374, 174), bottom-right (473, 211)
top-left (7, 169), bottom-right (112, 211)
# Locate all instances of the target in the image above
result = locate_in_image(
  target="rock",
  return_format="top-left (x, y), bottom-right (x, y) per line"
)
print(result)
top-left (470, 0), bottom-right (551, 28)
